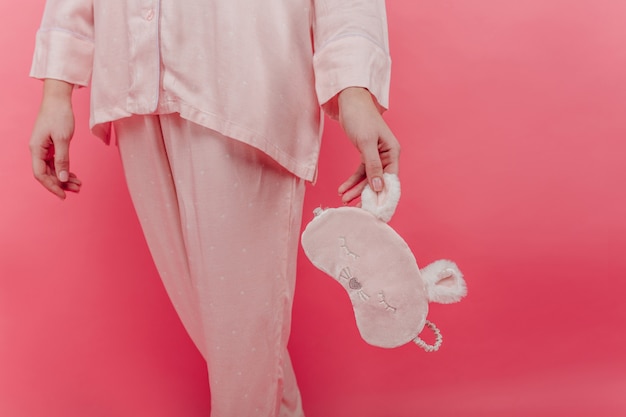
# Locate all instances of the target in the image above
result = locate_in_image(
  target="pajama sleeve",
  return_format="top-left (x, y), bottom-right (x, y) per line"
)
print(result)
top-left (311, 0), bottom-right (392, 119)
top-left (30, 0), bottom-right (95, 87)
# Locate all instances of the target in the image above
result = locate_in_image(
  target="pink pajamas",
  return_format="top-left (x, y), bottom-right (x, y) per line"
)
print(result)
top-left (31, 0), bottom-right (392, 181)
top-left (31, 1), bottom-right (393, 414)
top-left (114, 114), bottom-right (305, 417)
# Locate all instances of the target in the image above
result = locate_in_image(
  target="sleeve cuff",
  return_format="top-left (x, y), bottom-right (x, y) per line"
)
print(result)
top-left (30, 29), bottom-right (94, 87)
top-left (313, 35), bottom-right (391, 119)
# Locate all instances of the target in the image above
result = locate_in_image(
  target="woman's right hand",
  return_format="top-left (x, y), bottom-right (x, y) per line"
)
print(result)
top-left (29, 79), bottom-right (82, 199)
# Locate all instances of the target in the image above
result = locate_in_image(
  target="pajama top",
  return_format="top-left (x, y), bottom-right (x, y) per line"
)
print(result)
top-left (30, 0), bottom-right (392, 181)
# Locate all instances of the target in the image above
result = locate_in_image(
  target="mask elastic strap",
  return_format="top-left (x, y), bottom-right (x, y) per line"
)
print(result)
top-left (413, 320), bottom-right (443, 352)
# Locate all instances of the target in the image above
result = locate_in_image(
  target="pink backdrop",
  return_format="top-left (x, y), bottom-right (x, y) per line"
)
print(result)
top-left (1, 0), bottom-right (625, 416)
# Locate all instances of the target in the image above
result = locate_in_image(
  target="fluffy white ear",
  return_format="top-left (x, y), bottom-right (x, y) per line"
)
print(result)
top-left (361, 173), bottom-right (401, 223)
top-left (420, 260), bottom-right (467, 304)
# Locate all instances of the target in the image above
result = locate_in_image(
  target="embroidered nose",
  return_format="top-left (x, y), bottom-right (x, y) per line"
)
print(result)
top-left (349, 278), bottom-right (362, 290)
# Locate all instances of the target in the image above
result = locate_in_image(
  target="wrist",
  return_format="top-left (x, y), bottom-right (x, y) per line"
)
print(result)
top-left (42, 79), bottom-right (74, 103)
top-left (337, 87), bottom-right (380, 118)
top-left (338, 87), bottom-right (372, 106)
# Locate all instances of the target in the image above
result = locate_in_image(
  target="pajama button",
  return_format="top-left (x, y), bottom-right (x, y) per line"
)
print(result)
top-left (145, 9), bottom-right (154, 21)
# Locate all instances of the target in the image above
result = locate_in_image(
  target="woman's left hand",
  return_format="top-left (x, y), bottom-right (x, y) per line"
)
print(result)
top-left (337, 87), bottom-right (400, 204)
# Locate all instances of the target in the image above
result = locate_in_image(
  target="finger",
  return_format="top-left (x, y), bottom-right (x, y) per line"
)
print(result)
top-left (30, 141), bottom-right (66, 199)
top-left (62, 181), bottom-right (82, 193)
top-left (360, 140), bottom-right (385, 192)
top-left (53, 137), bottom-right (71, 183)
top-left (379, 130), bottom-right (401, 175)
top-left (338, 164), bottom-right (366, 195)
top-left (38, 172), bottom-right (67, 199)
top-left (340, 178), bottom-right (368, 205)
top-left (66, 173), bottom-right (82, 186)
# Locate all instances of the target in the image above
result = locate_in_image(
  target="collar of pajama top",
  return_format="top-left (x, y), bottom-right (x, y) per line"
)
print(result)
top-left (30, 0), bottom-right (392, 181)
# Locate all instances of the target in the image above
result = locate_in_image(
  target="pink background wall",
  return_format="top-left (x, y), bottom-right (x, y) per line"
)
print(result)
top-left (1, 0), bottom-right (625, 416)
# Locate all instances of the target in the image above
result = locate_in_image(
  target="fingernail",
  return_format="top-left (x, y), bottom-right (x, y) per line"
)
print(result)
top-left (59, 171), bottom-right (69, 182)
top-left (372, 177), bottom-right (383, 192)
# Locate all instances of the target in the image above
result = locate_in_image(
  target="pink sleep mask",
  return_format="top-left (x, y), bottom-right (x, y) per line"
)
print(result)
top-left (301, 174), bottom-right (467, 350)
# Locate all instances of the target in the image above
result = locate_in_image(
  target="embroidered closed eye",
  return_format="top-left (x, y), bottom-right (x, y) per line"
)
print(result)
top-left (377, 292), bottom-right (397, 313)
top-left (338, 267), bottom-right (369, 301)
top-left (339, 237), bottom-right (359, 259)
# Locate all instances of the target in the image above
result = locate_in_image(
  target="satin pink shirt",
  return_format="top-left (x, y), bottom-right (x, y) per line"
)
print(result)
top-left (31, 0), bottom-right (391, 180)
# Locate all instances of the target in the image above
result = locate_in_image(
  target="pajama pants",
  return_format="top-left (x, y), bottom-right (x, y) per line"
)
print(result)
top-left (114, 114), bottom-right (306, 417)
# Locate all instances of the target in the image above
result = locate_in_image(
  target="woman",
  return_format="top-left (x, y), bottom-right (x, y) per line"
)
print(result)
top-left (29, 1), bottom-right (400, 415)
